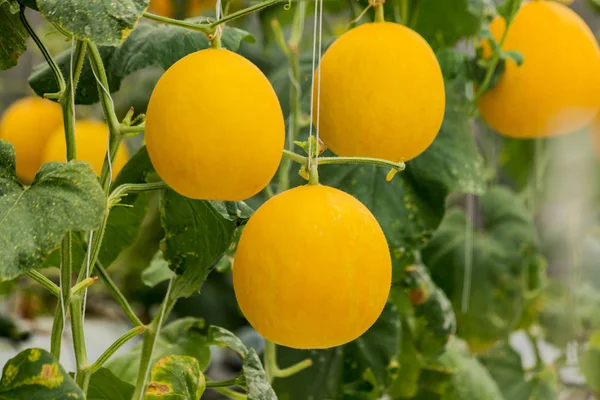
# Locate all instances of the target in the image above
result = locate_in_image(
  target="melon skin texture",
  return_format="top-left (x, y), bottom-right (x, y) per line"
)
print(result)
top-left (314, 22), bottom-right (445, 162)
top-left (145, 49), bottom-right (285, 201)
top-left (479, 1), bottom-right (600, 138)
top-left (233, 184), bottom-right (392, 350)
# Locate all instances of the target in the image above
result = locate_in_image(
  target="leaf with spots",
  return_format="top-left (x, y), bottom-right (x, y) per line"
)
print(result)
top-left (0, 140), bottom-right (105, 282)
top-left (88, 368), bottom-right (134, 400)
top-left (144, 355), bottom-right (206, 400)
top-left (29, 23), bottom-right (254, 104)
top-left (106, 318), bottom-right (210, 385)
top-left (207, 325), bottom-right (249, 358)
top-left (36, 0), bottom-right (148, 46)
top-left (0, 348), bottom-right (84, 399)
top-left (0, 0), bottom-right (28, 71)
top-left (160, 190), bottom-right (237, 299)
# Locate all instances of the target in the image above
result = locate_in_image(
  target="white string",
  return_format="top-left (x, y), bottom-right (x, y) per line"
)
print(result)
top-left (462, 193), bottom-right (474, 313)
top-left (307, 0), bottom-right (324, 168)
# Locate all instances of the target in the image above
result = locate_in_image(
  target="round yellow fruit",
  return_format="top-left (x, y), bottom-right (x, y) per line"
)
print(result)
top-left (478, 1), bottom-right (600, 138)
top-left (41, 120), bottom-right (129, 179)
top-left (145, 49), bottom-right (285, 201)
top-left (149, 0), bottom-right (216, 17)
top-left (233, 185), bottom-right (392, 349)
top-left (314, 22), bottom-right (445, 162)
top-left (0, 97), bottom-right (63, 183)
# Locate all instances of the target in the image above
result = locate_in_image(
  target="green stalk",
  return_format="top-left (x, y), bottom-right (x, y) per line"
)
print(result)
top-left (281, 149), bottom-right (406, 172)
top-left (213, 387), bottom-right (247, 400)
top-left (275, 2), bottom-right (306, 193)
top-left (206, 377), bottom-right (243, 388)
top-left (87, 325), bottom-right (146, 375)
top-left (108, 181), bottom-right (168, 205)
top-left (71, 277), bottom-right (98, 296)
top-left (400, 0), bottom-right (409, 25)
top-left (264, 340), bottom-right (312, 384)
top-left (132, 277), bottom-right (175, 400)
top-left (86, 42), bottom-right (122, 193)
top-left (26, 271), bottom-right (59, 297)
top-left (72, 294), bottom-right (89, 389)
top-left (374, 2), bottom-right (385, 22)
top-left (95, 261), bottom-right (143, 327)
top-left (142, 0), bottom-right (282, 34)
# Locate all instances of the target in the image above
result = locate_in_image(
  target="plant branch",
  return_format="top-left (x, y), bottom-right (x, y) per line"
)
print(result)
top-left (26, 271), bottom-right (59, 297)
top-left (213, 387), bottom-right (248, 400)
top-left (142, 0), bottom-right (282, 35)
top-left (206, 377), bottom-right (243, 388)
top-left (71, 277), bottom-right (98, 296)
top-left (264, 340), bottom-right (312, 384)
top-left (87, 325), bottom-right (146, 375)
top-left (281, 149), bottom-right (406, 173)
top-left (132, 277), bottom-right (175, 400)
top-left (95, 261), bottom-right (143, 327)
top-left (120, 123), bottom-right (145, 136)
top-left (72, 294), bottom-right (89, 389)
top-left (109, 182), bottom-right (168, 207)
top-left (19, 6), bottom-right (65, 93)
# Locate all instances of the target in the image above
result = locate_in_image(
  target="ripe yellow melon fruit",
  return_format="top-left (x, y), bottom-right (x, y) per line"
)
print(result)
top-left (145, 49), bottom-right (285, 201)
top-left (0, 97), bottom-right (63, 183)
top-left (478, 1), bottom-right (600, 138)
top-left (233, 185), bottom-right (392, 349)
top-left (42, 120), bottom-right (129, 179)
top-left (149, 0), bottom-right (216, 17)
top-left (314, 22), bottom-right (445, 162)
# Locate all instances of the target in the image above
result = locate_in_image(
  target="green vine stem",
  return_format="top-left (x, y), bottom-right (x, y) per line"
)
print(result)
top-left (86, 325), bottom-right (146, 375)
top-left (374, 1), bottom-right (385, 22)
top-left (282, 149), bottom-right (406, 174)
top-left (71, 294), bottom-right (89, 389)
top-left (206, 377), bottom-right (244, 388)
top-left (213, 387), bottom-right (248, 400)
top-left (399, 0), bottom-right (410, 25)
top-left (264, 340), bottom-right (312, 384)
top-left (95, 260), bottom-right (144, 327)
top-left (132, 277), bottom-right (176, 400)
top-left (26, 271), bottom-right (59, 297)
top-left (273, 2), bottom-right (306, 193)
top-left (470, 22), bottom-right (514, 115)
top-left (71, 277), bottom-right (98, 296)
top-left (108, 181), bottom-right (168, 207)
top-left (18, 7), bottom-right (65, 93)
top-left (142, 0), bottom-right (282, 36)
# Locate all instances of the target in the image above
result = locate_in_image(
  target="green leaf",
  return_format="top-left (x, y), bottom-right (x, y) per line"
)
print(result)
top-left (398, 265), bottom-right (456, 356)
top-left (160, 190), bottom-right (237, 299)
top-left (141, 251), bottom-right (174, 288)
top-left (0, 0), bottom-right (28, 71)
top-left (29, 23), bottom-right (254, 104)
top-left (0, 348), bottom-right (84, 399)
top-left (144, 355), bottom-right (205, 400)
top-left (418, 341), bottom-right (504, 399)
top-left (106, 317), bottom-right (210, 385)
top-left (243, 349), bottom-right (277, 400)
top-left (16, 0), bottom-right (37, 11)
top-left (320, 77), bottom-right (484, 257)
top-left (207, 326), bottom-right (276, 400)
top-left (582, 331), bottom-right (600, 392)
top-left (412, 0), bottom-right (485, 50)
top-left (36, 0), bottom-right (147, 46)
top-left (87, 368), bottom-right (135, 400)
top-left (422, 186), bottom-right (542, 353)
top-left (273, 304), bottom-right (401, 399)
top-left (0, 140), bottom-right (105, 281)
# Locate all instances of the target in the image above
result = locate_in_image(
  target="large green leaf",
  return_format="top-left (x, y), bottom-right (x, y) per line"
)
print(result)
top-left (0, 348), bottom-right (84, 399)
top-left (144, 355), bottom-right (205, 400)
top-left (273, 303), bottom-right (401, 399)
top-left (422, 186), bottom-right (542, 353)
top-left (106, 317), bottom-right (210, 385)
top-left (0, 140), bottom-right (105, 281)
top-left (36, 0), bottom-right (147, 46)
top-left (320, 77), bottom-right (484, 259)
top-left (160, 191), bottom-right (238, 299)
top-left (88, 368), bottom-right (135, 400)
top-left (0, 0), bottom-right (28, 70)
top-left (29, 23), bottom-right (254, 104)
top-left (411, 0), bottom-right (485, 50)
top-left (417, 341), bottom-right (503, 399)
